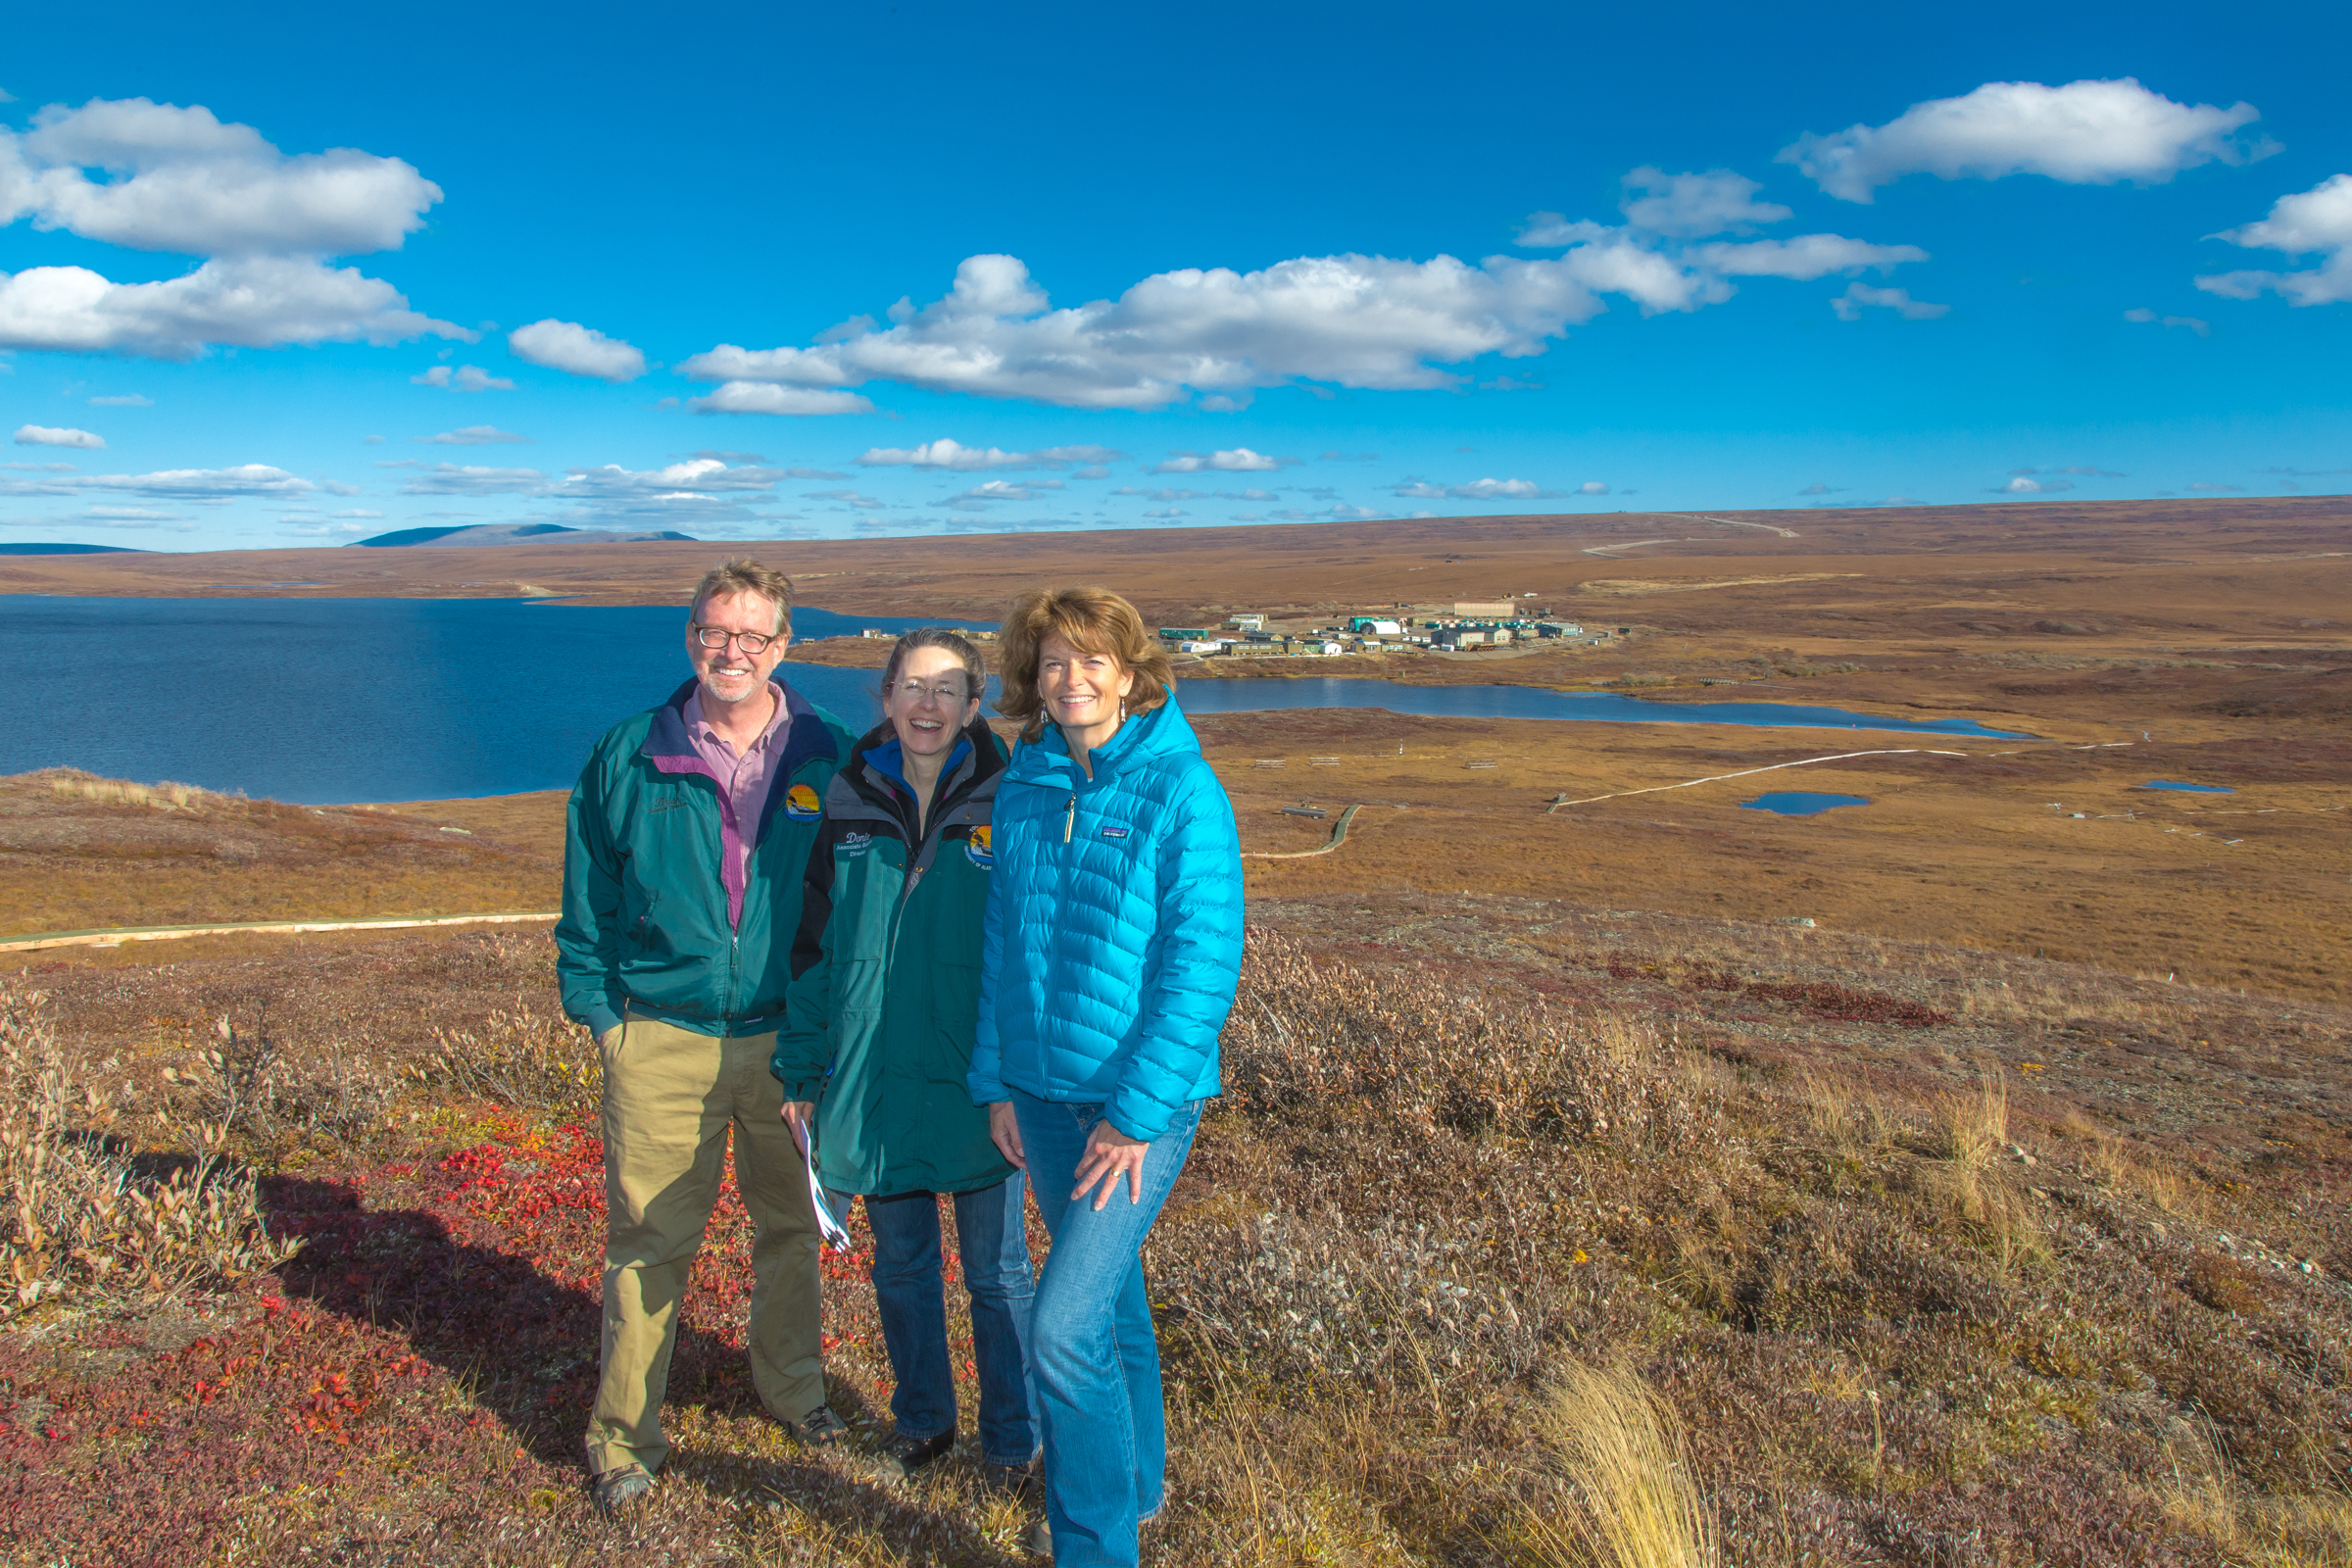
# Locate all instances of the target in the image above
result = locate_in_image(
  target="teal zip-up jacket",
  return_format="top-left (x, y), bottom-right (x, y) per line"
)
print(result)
top-left (771, 717), bottom-right (1012, 1197)
top-left (557, 677), bottom-right (852, 1041)
top-left (967, 698), bottom-right (1244, 1142)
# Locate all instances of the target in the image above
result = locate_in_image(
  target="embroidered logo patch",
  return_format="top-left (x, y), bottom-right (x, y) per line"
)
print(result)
top-left (649, 798), bottom-right (688, 814)
top-left (964, 824), bottom-right (994, 868)
top-left (1101, 825), bottom-right (1130, 840)
top-left (783, 783), bottom-right (822, 822)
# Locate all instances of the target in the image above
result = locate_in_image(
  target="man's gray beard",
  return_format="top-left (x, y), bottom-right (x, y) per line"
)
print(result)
top-left (701, 674), bottom-right (763, 705)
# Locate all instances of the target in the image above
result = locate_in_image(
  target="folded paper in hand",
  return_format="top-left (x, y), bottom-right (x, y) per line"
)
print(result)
top-left (794, 1118), bottom-right (854, 1250)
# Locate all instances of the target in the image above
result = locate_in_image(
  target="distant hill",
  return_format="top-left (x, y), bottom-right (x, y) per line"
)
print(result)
top-left (0, 542), bottom-right (147, 556)
top-left (349, 523), bottom-right (696, 548)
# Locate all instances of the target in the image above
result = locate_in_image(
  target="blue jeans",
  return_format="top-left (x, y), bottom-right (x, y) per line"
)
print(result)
top-left (826, 1174), bottom-right (1038, 1466)
top-left (1013, 1088), bottom-right (1203, 1568)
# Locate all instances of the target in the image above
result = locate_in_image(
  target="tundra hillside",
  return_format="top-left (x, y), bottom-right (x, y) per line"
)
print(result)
top-left (2, 780), bottom-right (2348, 1563)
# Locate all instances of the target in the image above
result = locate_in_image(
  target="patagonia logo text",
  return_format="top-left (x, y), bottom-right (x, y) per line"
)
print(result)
top-left (1101, 825), bottom-right (1130, 840)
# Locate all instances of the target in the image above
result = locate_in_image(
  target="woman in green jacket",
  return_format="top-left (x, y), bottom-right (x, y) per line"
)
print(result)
top-left (773, 628), bottom-right (1035, 1486)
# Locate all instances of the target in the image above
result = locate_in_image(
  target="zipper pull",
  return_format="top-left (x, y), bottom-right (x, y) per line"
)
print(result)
top-left (1064, 793), bottom-right (1075, 844)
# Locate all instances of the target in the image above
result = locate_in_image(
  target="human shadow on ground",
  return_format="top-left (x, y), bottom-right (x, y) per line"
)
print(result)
top-left (261, 1176), bottom-right (875, 1469)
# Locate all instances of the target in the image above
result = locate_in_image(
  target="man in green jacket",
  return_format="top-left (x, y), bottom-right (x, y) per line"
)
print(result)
top-left (556, 560), bottom-right (856, 1511)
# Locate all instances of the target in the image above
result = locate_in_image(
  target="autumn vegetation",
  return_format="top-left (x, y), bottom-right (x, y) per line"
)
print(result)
top-left (2, 896), bottom-right (2346, 1564)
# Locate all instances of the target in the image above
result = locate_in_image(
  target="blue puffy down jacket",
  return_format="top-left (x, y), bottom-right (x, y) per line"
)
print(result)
top-left (966, 698), bottom-right (1244, 1141)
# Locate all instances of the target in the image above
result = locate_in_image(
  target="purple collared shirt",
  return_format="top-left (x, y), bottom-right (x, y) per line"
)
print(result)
top-left (684, 680), bottom-right (791, 930)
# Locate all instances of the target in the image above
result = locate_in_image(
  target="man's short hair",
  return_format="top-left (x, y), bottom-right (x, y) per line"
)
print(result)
top-left (690, 560), bottom-right (795, 635)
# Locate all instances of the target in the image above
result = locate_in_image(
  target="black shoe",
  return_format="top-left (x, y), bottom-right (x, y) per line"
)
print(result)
top-left (591, 1463), bottom-right (655, 1513)
top-left (981, 1457), bottom-right (1042, 1503)
top-left (1022, 1517), bottom-right (1053, 1558)
top-left (786, 1402), bottom-right (851, 1447)
top-left (875, 1427), bottom-right (955, 1481)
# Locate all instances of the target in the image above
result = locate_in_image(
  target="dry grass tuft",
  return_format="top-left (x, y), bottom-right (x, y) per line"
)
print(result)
top-left (2159, 1418), bottom-right (2352, 1565)
top-left (44, 768), bottom-right (213, 811)
top-left (1524, 1361), bottom-right (1720, 1568)
top-left (1932, 1067), bottom-right (2007, 1168)
top-left (413, 998), bottom-right (600, 1113)
top-left (0, 982), bottom-right (297, 1314)
top-left (1794, 1066), bottom-right (1901, 1154)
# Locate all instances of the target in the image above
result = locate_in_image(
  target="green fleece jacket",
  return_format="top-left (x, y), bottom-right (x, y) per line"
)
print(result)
top-left (771, 718), bottom-right (1012, 1197)
top-left (557, 677), bottom-right (851, 1040)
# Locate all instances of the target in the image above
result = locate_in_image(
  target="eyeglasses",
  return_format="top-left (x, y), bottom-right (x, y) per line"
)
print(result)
top-left (693, 624), bottom-right (778, 654)
top-left (889, 678), bottom-right (970, 706)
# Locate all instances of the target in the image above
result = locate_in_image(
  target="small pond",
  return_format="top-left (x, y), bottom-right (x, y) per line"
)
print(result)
top-left (2137, 780), bottom-right (2234, 794)
top-left (1740, 792), bottom-right (1872, 816)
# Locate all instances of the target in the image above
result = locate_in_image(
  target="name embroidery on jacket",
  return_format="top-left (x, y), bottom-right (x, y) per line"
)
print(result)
top-left (839, 831), bottom-right (872, 858)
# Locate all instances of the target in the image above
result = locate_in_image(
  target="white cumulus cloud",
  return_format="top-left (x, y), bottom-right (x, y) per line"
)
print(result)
top-left (2195, 173), bottom-right (2352, 307)
top-left (855, 438), bottom-right (1126, 470)
top-left (0, 98), bottom-right (462, 359)
top-left (1152, 448), bottom-right (1285, 474)
top-left (539, 458), bottom-right (793, 523)
top-left (14, 423), bottom-right (103, 448)
top-left (4, 97), bottom-right (442, 255)
top-left (1617, 167), bottom-right (1792, 237)
top-left (412, 364), bottom-right (514, 391)
top-left (1577, 481), bottom-right (1610, 496)
top-left (389, 464), bottom-right (546, 496)
top-left (1780, 78), bottom-right (2273, 204)
top-left (1831, 283), bottom-right (1950, 320)
top-left (81, 464), bottom-right (317, 501)
top-left (679, 236), bottom-right (1915, 411)
top-left (0, 256), bottom-right (468, 359)
top-left (1996, 475), bottom-right (2074, 494)
top-left (952, 478), bottom-right (1066, 506)
top-left (509, 318), bottom-right (647, 382)
top-left (1698, 234), bottom-right (1927, 278)
top-left (686, 382), bottom-right (874, 416)
top-left (1449, 477), bottom-right (1557, 500)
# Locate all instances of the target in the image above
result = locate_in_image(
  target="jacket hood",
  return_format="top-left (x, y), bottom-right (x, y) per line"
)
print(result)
top-left (1005, 697), bottom-right (1201, 787)
top-left (848, 716), bottom-right (1005, 798)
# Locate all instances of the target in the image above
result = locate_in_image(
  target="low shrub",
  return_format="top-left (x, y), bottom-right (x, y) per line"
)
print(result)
top-left (0, 982), bottom-right (297, 1315)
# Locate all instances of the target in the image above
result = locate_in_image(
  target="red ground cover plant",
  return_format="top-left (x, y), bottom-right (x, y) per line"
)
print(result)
top-left (0, 1108), bottom-right (883, 1565)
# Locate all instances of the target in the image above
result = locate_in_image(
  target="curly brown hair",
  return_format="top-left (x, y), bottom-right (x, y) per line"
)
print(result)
top-left (996, 586), bottom-right (1175, 741)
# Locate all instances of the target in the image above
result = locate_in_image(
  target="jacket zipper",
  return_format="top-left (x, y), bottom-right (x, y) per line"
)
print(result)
top-left (1064, 792), bottom-right (1075, 843)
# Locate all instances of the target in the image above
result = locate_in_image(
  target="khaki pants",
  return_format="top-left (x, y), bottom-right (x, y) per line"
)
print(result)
top-left (584, 1011), bottom-right (824, 1477)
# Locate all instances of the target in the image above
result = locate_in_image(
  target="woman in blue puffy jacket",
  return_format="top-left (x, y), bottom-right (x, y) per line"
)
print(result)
top-left (968, 585), bottom-right (1244, 1566)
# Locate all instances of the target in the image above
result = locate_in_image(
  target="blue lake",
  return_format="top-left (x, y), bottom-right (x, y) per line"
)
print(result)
top-left (1740, 792), bottom-right (1872, 816)
top-left (0, 596), bottom-right (2032, 804)
top-left (2138, 780), bottom-right (2234, 794)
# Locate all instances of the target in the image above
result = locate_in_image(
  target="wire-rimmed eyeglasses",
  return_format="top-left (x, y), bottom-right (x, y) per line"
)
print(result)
top-left (692, 624), bottom-right (778, 654)
top-left (888, 678), bottom-right (971, 706)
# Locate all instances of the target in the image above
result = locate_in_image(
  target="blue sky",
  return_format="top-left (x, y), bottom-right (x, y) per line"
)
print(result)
top-left (3, 0), bottom-right (2347, 550)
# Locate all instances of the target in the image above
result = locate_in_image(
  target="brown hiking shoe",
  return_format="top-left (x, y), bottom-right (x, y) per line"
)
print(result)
top-left (591, 1463), bottom-right (655, 1513)
top-left (786, 1402), bottom-right (851, 1446)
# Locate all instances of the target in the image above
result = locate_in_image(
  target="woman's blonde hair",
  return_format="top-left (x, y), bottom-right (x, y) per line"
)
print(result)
top-left (996, 586), bottom-right (1175, 741)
